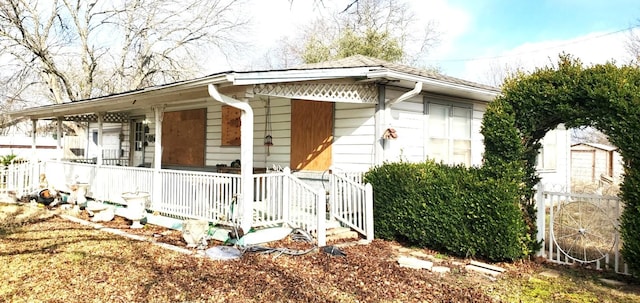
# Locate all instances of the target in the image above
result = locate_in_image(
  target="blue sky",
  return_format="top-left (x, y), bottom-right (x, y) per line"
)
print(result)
top-left (426, 0), bottom-right (640, 82)
top-left (232, 0), bottom-right (640, 84)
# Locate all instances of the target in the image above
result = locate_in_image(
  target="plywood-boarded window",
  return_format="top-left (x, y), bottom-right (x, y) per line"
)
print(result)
top-left (222, 105), bottom-right (241, 146)
top-left (290, 100), bottom-right (333, 171)
top-left (161, 108), bottom-right (206, 167)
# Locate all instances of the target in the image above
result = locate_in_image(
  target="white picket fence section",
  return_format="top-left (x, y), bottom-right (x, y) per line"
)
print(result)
top-left (536, 183), bottom-right (628, 274)
top-left (0, 161), bottom-right (43, 197)
top-left (329, 171), bottom-right (374, 241)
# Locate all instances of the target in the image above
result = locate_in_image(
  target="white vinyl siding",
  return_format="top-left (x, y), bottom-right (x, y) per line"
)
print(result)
top-left (333, 102), bottom-right (376, 171)
top-left (206, 97), bottom-right (291, 169)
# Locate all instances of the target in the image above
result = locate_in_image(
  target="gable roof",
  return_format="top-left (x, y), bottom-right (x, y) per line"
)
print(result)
top-left (295, 55), bottom-right (499, 92)
top-left (8, 55), bottom-right (499, 121)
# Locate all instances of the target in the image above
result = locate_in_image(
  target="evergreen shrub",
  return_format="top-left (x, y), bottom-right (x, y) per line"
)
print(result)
top-left (365, 160), bottom-right (529, 261)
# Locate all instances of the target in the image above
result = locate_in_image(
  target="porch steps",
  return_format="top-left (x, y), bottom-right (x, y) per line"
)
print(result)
top-left (325, 226), bottom-right (359, 243)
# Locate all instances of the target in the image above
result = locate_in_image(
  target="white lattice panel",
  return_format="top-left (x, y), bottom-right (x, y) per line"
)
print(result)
top-left (253, 83), bottom-right (378, 103)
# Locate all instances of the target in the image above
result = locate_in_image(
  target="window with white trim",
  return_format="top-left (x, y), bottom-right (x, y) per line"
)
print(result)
top-left (427, 102), bottom-right (472, 166)
top-left (538, 129), bottom-right (557, 170)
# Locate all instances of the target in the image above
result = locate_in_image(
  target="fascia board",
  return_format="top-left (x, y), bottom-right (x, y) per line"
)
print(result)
top-left (229, 67), bottom-right (373, 85)
top-left (9, 75), bottom-right (230, 120)
top-left (366, 70), bottom-right (500, 101)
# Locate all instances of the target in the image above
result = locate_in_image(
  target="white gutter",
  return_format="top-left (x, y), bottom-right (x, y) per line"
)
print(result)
top-left (386, 82), bottom-right (423, 106)
top-left (367, 70), bottom-right (499, 101)
top-left (207, 84), bottom-right (254, 234)
top-left (384, 81), bottom-right (423, 127)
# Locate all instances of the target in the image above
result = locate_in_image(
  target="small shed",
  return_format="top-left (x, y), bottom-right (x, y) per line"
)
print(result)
top-left (571, 142), bottom-right (623, 185)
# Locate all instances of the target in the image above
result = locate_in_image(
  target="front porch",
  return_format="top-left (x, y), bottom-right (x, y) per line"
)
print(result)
top-left (2, 159), bottom-right (373, 247)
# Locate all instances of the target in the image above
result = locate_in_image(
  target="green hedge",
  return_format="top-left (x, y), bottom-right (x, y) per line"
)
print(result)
top-left (365, 161), bottom-right (529, 261)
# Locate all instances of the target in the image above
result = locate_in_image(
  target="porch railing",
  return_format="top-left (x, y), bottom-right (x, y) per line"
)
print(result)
top-left (39, 160), bottom-right (331, 246)
top-left (253, 168), bottom-right (326, 245)
top-left (0, 161), bottom-right (43, 198)
top-left (329, 171), bottom-right (374, 241)
top-left (158, 169), bottom-right (241, 225)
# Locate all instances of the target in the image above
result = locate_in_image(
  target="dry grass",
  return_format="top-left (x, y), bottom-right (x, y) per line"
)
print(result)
top-left (1, 203), bottom-right (639, 303)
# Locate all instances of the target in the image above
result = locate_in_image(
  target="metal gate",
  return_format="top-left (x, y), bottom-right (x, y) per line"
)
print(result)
top-left (536, 184), bottom-right (628, 274)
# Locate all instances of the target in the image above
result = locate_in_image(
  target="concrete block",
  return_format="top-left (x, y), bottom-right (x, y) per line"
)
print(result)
top-left (398, 256), bottom-right (433, 270)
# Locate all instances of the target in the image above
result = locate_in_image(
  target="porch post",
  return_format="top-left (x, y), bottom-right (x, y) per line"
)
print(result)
top-left (152, 106), bottom-right (165, 210)
top-left (208, 84), bottom-right (254, 233)
top-left (56, 117), bottom-right (63, 161)
top-left (31, 119), bottom-right (37, 160)
top-left (96, 112), bottom-right (104, 166)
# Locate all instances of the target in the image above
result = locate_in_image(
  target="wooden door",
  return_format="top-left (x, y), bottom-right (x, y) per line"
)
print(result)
top-left (162, 108), bottom-right (206, 166)
top-left (290, 100), bottom-right (333, 171)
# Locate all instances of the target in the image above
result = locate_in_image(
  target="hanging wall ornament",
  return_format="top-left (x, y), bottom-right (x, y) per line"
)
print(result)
top-left (264, 97), bottom-right (273, 155)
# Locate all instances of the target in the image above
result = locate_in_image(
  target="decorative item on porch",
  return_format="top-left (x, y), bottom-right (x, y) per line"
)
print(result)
top-left (67, 182), bottom-right (90, 209)
top-left (382, 127), bottom-right (398, 140)
top-left (264, 97), bottom-right (273, 155)
top-left (121, 191), bottom-right (150, 228)
top-left (85, 201), bottom-right (115, 222)
top-left (182, 219), bottom-right (209, 248)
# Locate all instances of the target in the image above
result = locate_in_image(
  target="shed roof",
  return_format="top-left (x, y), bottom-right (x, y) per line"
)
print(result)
top-left (571, 142), bottom-right (618, 152)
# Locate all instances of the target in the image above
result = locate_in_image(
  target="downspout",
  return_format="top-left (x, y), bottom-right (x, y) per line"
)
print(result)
top-left (208, 84), bottom-right (254, 234)
top-left (382, 82), bottom-right (423, 161)
top-left (386, 82), bottom-right (423, 107)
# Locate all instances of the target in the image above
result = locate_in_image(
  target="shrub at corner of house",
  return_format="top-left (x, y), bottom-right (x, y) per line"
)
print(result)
top-left (365, 160), bottom-right (529, 261)
top-left (0, 154), bottom-right (19, 166)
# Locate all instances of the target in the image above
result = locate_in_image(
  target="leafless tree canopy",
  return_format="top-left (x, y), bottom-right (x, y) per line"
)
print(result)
top-left (265, 0), bottom-right (440, 69)
top-left (626, 25), bottom-right (640, 64)
top-left (0, 0), bottom-right (249, 111)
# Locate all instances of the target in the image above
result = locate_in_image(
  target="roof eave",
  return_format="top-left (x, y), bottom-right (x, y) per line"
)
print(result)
top-left (366, 70), bottom-right (500, 102)
top-left (9, 75), bottom-right (230, 120)
top-left (229, 67), bottom-right (374, 85)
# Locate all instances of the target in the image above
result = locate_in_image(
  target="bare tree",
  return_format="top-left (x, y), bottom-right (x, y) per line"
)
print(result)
top-left (626, 25), bottom-right (640, 65)
top-left (571, 127), bottom-right (611, 145)
top-left (481, 60), bottom-right (527, 87)
top-left (0, 0), bottom-right (249, 109)
top-left (266, 0), bottom-right (440, 68)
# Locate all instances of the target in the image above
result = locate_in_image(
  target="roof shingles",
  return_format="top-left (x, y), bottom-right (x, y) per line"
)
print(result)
top-left (296, 55), bottom-right (500, 92)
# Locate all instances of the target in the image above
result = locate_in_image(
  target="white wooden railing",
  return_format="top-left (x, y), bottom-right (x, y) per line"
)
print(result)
top-left (93, 165), bottom-right (153, 203)
top-left (0, 161), bottom-right (43, 197)
top-left (252, 172), bottom-right (287, 227)
top-left (285, 168), bottom-right (326, 246)
top-left (158, 169), bottom-right (241, 225)
top-left (536, 183), bottom-right (628, 274)
top-left (329, 171), bottom-right (374, 241)
top-left (36, 161), bottom-right (335, 246)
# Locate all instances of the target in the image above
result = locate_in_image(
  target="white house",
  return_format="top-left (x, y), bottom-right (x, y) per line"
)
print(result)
top-left (6, 55), bottom-right (571, 244)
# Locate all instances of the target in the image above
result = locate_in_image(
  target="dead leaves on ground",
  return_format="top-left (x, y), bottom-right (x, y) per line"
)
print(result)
top-left (0, 205), bottom-right (495, 302)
